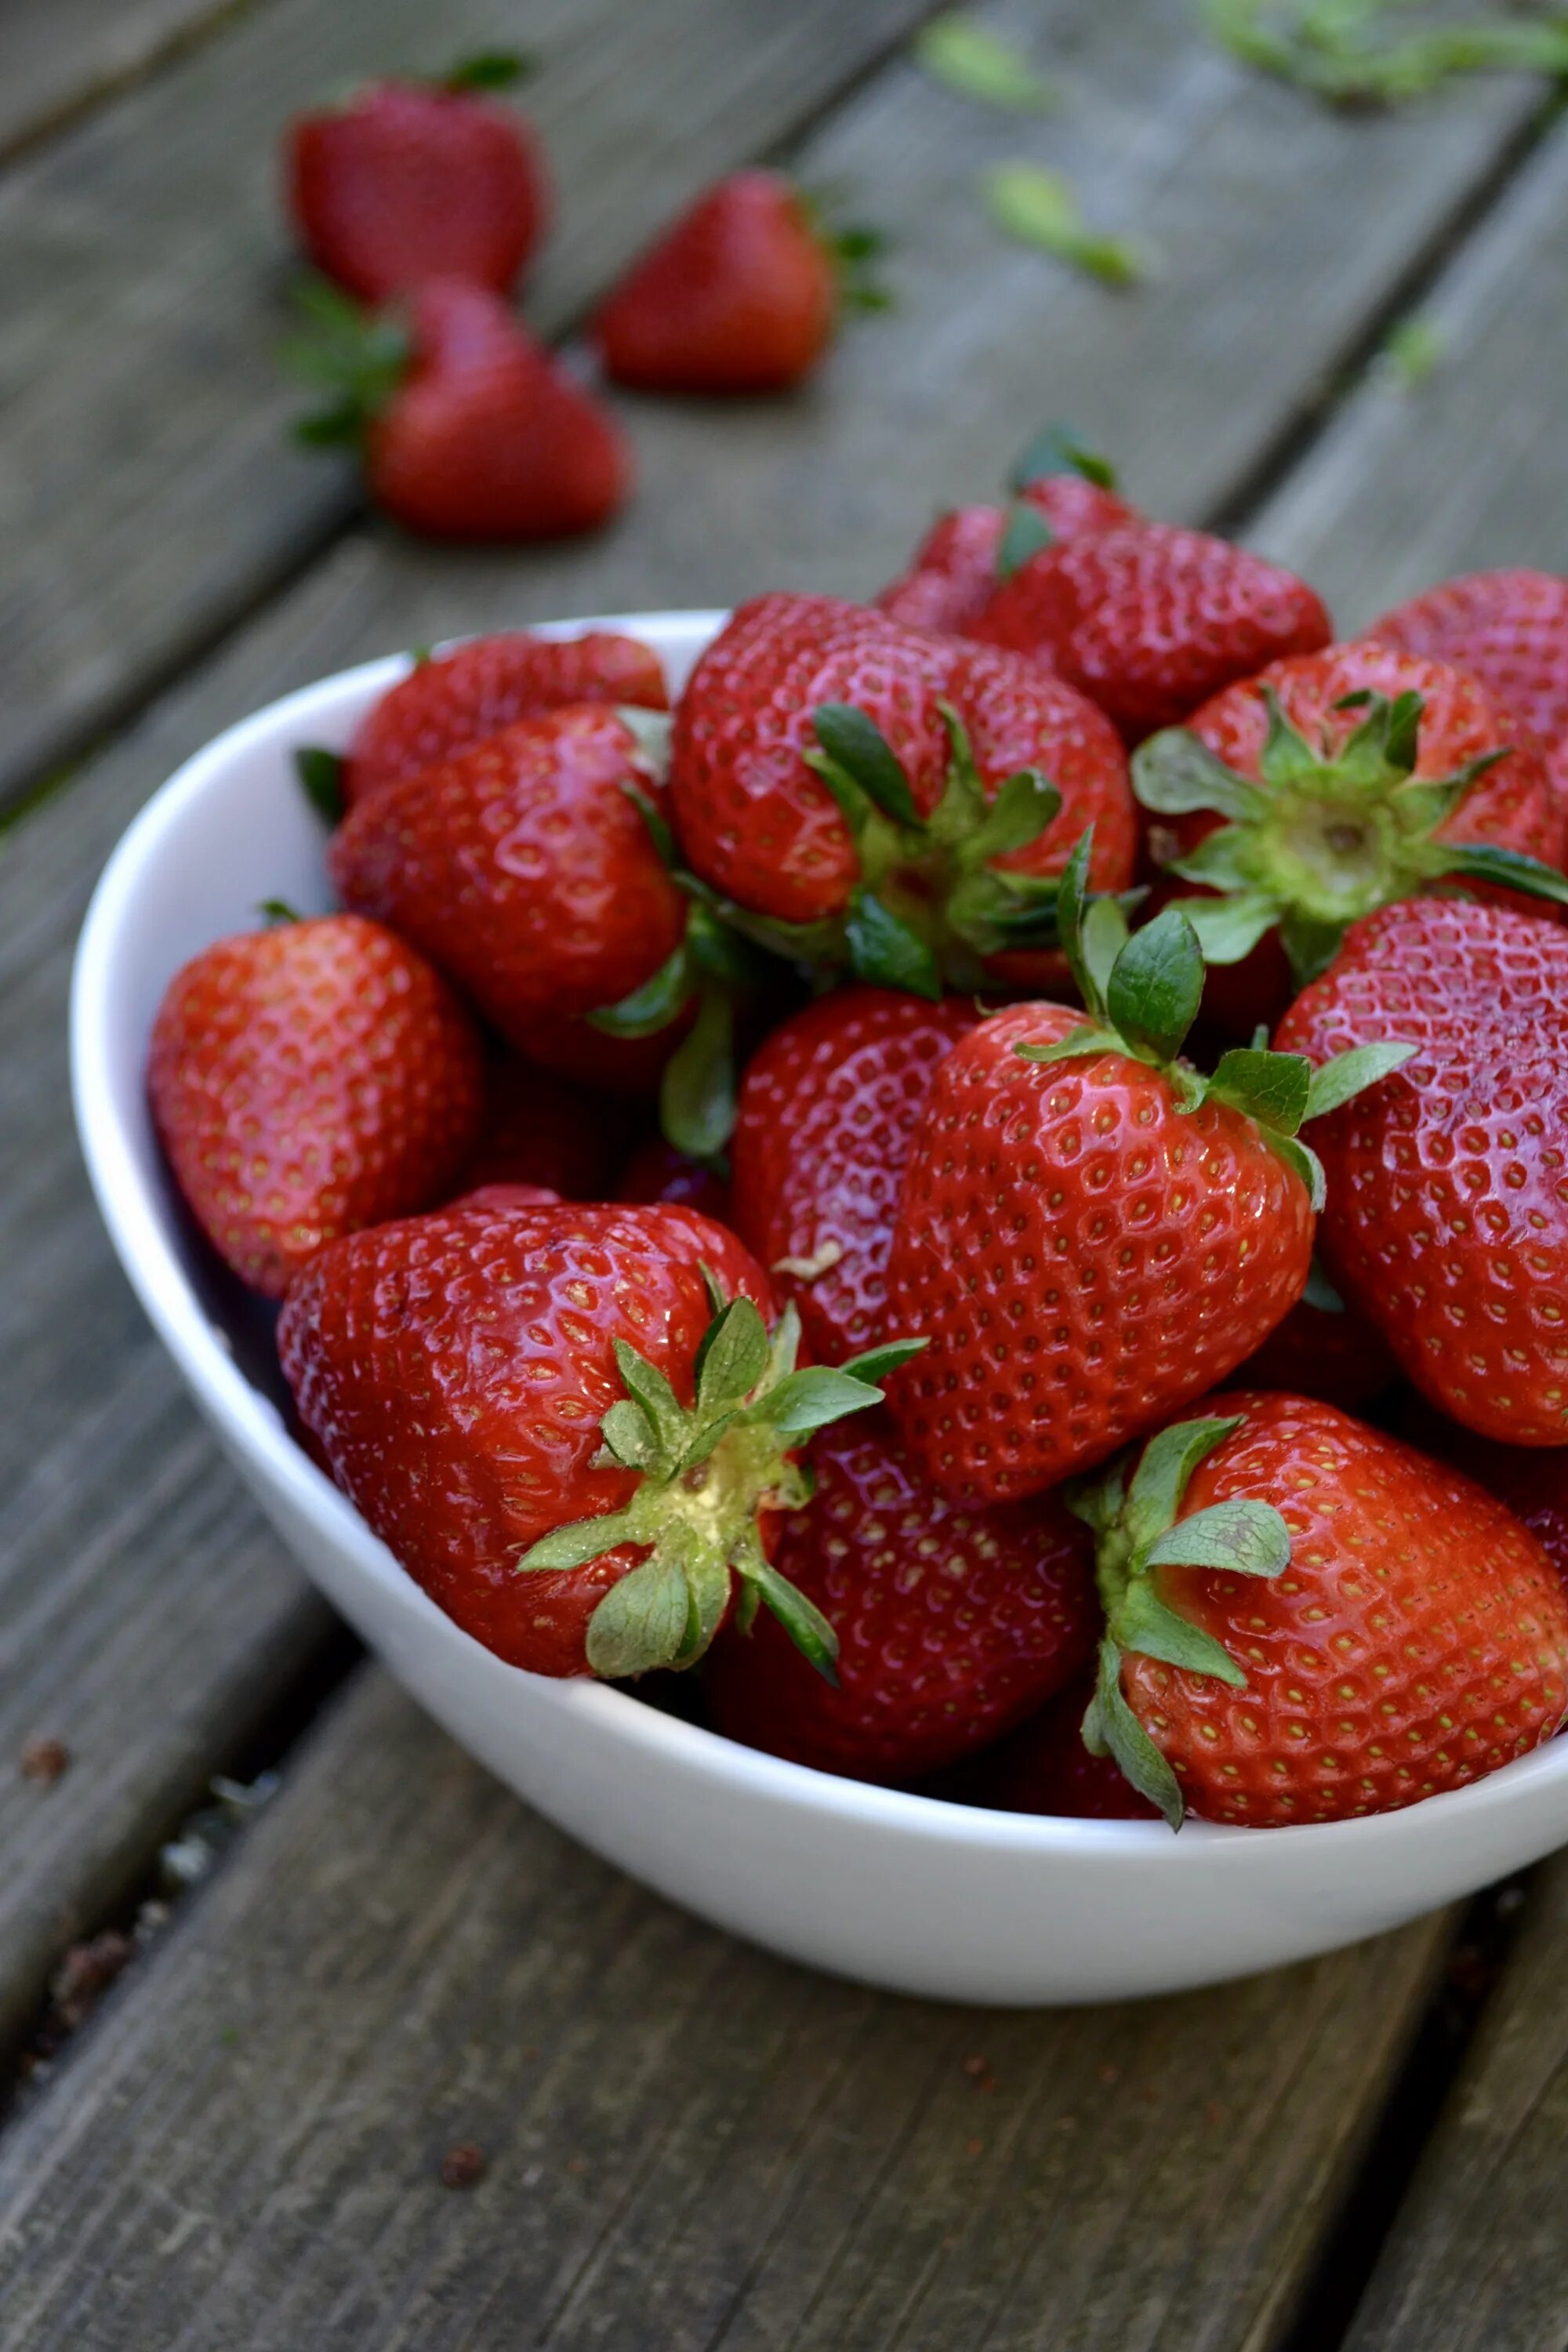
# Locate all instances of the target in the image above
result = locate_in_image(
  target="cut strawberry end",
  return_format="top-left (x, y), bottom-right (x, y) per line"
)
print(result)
top-left (514, 1285), bottom-right (926, 1680)
top-left (1066, 1413), bottom-right (1294, 1827)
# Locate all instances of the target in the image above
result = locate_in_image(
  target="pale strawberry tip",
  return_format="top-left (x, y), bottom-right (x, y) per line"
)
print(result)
top-left (514, 1288), bottom-right (927, 1682)
top-left (1015, 829), bottom-right (1418, 1211)
top-left (1133, 680), bottom-right (1568, 987)
top-left (1066, 1413), bottom-right (1294, 1828)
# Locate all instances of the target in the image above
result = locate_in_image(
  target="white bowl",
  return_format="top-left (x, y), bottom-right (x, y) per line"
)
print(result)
top-left (71, 610), bottom-right (1568, 2006)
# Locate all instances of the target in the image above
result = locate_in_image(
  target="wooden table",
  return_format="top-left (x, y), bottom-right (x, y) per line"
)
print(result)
top-left (3, 4), bottom-right (1568, 2342)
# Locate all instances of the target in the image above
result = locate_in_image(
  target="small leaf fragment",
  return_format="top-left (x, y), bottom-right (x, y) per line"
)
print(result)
top-left (915, 11), bottom-right (1061, 111)
top-left (293, 745), bottom-right (345, 824)
top-left (985, 163), bottom-right (1148, 285)
top-left (1303, 1039), bottom-right (1417, 1122)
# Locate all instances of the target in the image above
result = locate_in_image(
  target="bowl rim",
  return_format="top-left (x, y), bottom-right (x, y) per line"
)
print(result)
top-left (68, 611), bottom-right (1568, 1873)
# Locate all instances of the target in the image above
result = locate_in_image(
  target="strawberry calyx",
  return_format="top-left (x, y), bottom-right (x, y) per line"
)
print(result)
top-left (1133, 683), bottom-right (1568, 986)
top-left (284, 278), bottom-right (410, 448)
top-left (441, 50), bottom-right (535, 93)
top-left (515, 1277), bottom-right (927, 1681)
top-left (1067, 1412), bottom-right (1293, 1827)
top-left (797, 187), bottom-right (893, 314)
top-left (1014, 832), bottom-right (1417, 1207)
top-left (994, 419), bottom-right (1117, 579)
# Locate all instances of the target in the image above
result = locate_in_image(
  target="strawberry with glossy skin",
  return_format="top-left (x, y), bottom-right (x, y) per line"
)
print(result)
top-left (1069, 1398), bottom-right (1568, 1827)
top-left (1134, 641), bottom-right (1568, 1014)
top-left (592, 172), bottom-right (878, 395)
top-left (286, 57), bottom-right (548, 305)
top-left (882, 843), bottom-right (1409, 1500)
top-left (294, 279), bottom-right (630, 542)
top-left (730, 988), bottom-right (978, 1363)
top-left (1398, 1402), bottom-right (1568, 1589)
top-left (1277, 896), bottom-right (1568, 1444)
top-left (149, 913), bottom-right (483, 1298)
top-left (336, 630), bottom-right (667, 810)
top-left (971, 523), bottom-right (1331, 743)
top-left (705, 1413), bottom-right (1096, 1782)
top-left (1368, 568), bottom-right (1568, 797)
top-left (279, 1200), bottom-right (920, 1678)
top-left (668, 592), bottom-right (1134, 989)
top-left (331, 702), bottom-right (684, 1039)
top-left (876, 423), bottom-right (1140, 638)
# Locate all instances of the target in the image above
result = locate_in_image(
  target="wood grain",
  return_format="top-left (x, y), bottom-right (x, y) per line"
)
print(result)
top-left (0, 0), bottom-right (1550, 813)
top-left (0, 0), bottom-right (255, 165)
top-left (0, 1669), bottom-right (1453, 2352)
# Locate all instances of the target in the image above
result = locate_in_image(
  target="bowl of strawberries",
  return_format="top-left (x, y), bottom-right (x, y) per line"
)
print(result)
top-left (71, 497), bottom-right (1568, 2004)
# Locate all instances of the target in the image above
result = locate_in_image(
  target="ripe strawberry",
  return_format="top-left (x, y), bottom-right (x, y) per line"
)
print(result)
top-left (1398, 1403), bottom-right (1568, 1589)
top-left (285, 56), bottom-right (549, 304)
top-left (278, 1199), bottom-right (920, 1677)
top-left (591, 172), bottom-right (883, 395)
top-left (1368, 568), bottom-right (1568, 797)
top-left (330, 703), bottom-right (685, 1036)
top-left (704, 1413), bottom-right (1095, 1781)
top-left (456, 1053), bottom-right (636, 1200)
top-left (1067, 1396), bottom-right (1568, 1826)
top-left (455, 1181), bottom-right (561, 1211)
top-left (882, 841), bottom-right (1408, 1499)
top-left (1276, 895), bottom-right (1568, 1444)
top-left (1134, 641), bottom-right (1568, 1011)
top-left (975, 1675), bottom-right (1160, 1818)
top-left (331, 630), bottom-right (667, 811)
top-left (729, 987), bottom-right (978, 1364)
top-left (510, 1011), bottom-right (692, 1101)
top-left (876, 423), bottom-right (1139, 638)
top-left (292, 278), bottom-right (630, 542)
top-left (618, 1134), bottom-right (731, 1223)
top-left (970, 523), bottom-right (1331, 743)
top-left (668, 592), bottom-right (1134, 989)
top-left (148, 913), bottom-right (483, 1298)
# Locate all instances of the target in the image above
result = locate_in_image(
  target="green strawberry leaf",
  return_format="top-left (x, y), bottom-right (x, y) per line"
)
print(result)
top-left (964, 766), bottom-right (1062, 862)
top-left (584, 1552), bottom-right (692, 1679)
top-left (612, 1340), bottom-right (686, 1457)
top-left (597, 1399), bottom-right (662, 1473)
top-left (1278, 909), bottom-right (1346, 990)
top-left (995, 501), bottom-right (1055, 580)
top-left (985, 162), bottom-right (1147, 285)
top-left (1144, 1498), bottom-right (1293, 1577)
top-left (1208, 1047), bottom-right (1311, 1137)
top-left (1054, 827), bottom-right (1100, 1013)
top-left (1122, 1415), bottom-right (1243, 1552)
top-left (915, 12), bottom-right (1061, 112)
top-left (619, 778), bottom-right (679, 869)
top-left (444, 49), bottom-right (535, 89)
top-left (1171, 889), bottom-right (1280, 966)
top-left (1131, 728), bottom-right (1268, 822)
top-left (837, 1336), bottom-right (929, 1386)
top-left (293, 745), bottom-right (345, 824)
top-left (1105, 907), bottom-right (1203, 1065)
top-left (1091, 1642), bottom-right (1183, 1828)
top-left (256, 898), bottom-right (302, 927)
top-left (844, 889), bottom-right (942, 999)
top-left (745, 1552), bottom-right (840, 1682)
top-left (813, 704), bottom-right (921, 827)
top-left (1303, 1039), bottom-right (1416, 1121)
top-left (517, 1505), bottom-right (641, 1575)
top-left (695, 1294), bottom-right (771, 1412)
top-left (1008, 421), bottom-right (1118, 492)
top-left (661, 987), bottom-right (737, 1160)
top-left (1267, 1130), bottom-right (1327, 1210)
top-left (590, 941), bottom-right (693, 1039)
top-left (1434, 842), bottom-right (1568, 906)
top-left (1256, 685), bottom-right (1321, 792)
top-left (753, 1367), bottom-right (891, 1437)
top-left (1113, 1584), bottom-right (1247, 1688)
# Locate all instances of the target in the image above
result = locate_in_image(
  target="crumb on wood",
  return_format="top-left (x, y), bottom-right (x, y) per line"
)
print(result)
top-left (20, 1737), bottom-right (71, 1786)
top-left (49, 1931), bottom-right (134, 2031)
top-left (440, 2143), bottom-right (487, 2190)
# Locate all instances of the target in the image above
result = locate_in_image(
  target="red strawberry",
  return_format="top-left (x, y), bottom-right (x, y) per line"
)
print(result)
top-left (286, 57), bottom-right (549, 305)
top-left (704, 1413), bottom-right (1095, 1781)
top-left (1398, 1403), bottom-right (1568, 1589)
top-left (730, 987), bottom-right (978, 1363)
top-left (618, 1134), bottom-right (731, 1223)
top-left (882, 845), bottom-right (1405, 1499)
top-left (293, 279), bottom-right (630, 542)
top-left (975, 1675), bottom-right (1160, 1818)
top-left (1068, 1396), bottom-right (1568, 1826)
top-left (457, 1053), bottom-right (636, 1200)
top-left (278, 1199), bottom-right (920, 1677)
top-left (1134, 641), bottom-right (1568, 1017)
top-left (591, 172), bottom-right (881, 395)
top-left (510, 1010), bottom-right (692, 1102)
top-left (330, 703), bottom-right (685, 1038)
top-left (1276, 895), bottom-right (1568, 1444)
top-left (148, 913), bottom-right (483, 1298)
top-left (668, 592), bottom-right (1134, 989)
top-left (1367, 568), bottom-right (1568, 798)
top-left (970, 523), bottom-right (1331, 743)
top-left (455, 1181), bottom-right (561, 1211)
top-left (1221, 1281), bottom-right (1397, 1412)
top-left (337, 630), bottom-right (667, 810)
top-left (876, 423), bottom-right (1139, 638)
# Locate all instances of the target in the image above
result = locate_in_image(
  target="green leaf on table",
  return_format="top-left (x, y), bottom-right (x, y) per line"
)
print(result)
top-left (914, 12), bottom-right (1060, 111)
top-left (984, 163), bottom-right (1147, 285)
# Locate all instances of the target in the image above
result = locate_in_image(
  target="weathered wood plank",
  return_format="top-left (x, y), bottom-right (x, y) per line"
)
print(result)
top-left (0, 1669), bottom-right (1454, 2351)
top-left (0, 0), bottom-right (935, 811)
top-left (0, 0), bottom-right (256, 166)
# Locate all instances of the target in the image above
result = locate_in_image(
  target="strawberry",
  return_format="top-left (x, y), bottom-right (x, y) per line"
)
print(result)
top-left (1367, 568), bottom-right (1568, 798)
top-left (1221, 1274), bottom-right (1397, 1412)
top-left (285, 55), bottom-right (548, 304)
top-left (456, 1053), bottom-right (636, 1200)
top-left (1398, 1403), bottom-right (1568, 1590)
top-left (325, 630), bottom-right (668, 812)
top-left (667, 591), bottom-right (1134, 990)
top-left (882, 840), bottom-right (1409, 1498)
top-left (975, 1675), bottom-right (1160, 1818)
top-left (729, 987), bottom-right (978, 1364)
top-left (970, 523), bottom-right (1331, 743)
top-left (590, 171), bottom-right (884, 395)
top-left (330, 703), bottom-right (685, 1036)
top-left (1133, 641), bottom-right (1568, 1010)
top-left (704, 1413), bottom-right (1095, 1781)
top-left (510, 1011), bottom-right (693, 1101)
top-left (148, 913), bottom-right (483, 1298)
top-left (278, 1198), bottom-right (921, 1677)
top-left (1066, 1397), bottom-right (1568, 1826)
top-left (455, 1181), bottom-right (561, 1211)
top-left (291, 278), bottom-right (630, 542)
top-left (618, 1135), bottom-right (732, 1223)
top-left (875, 423), bottom-right (1139, 638)
top-left (1276, 895), bottom-right (1568, 1444)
